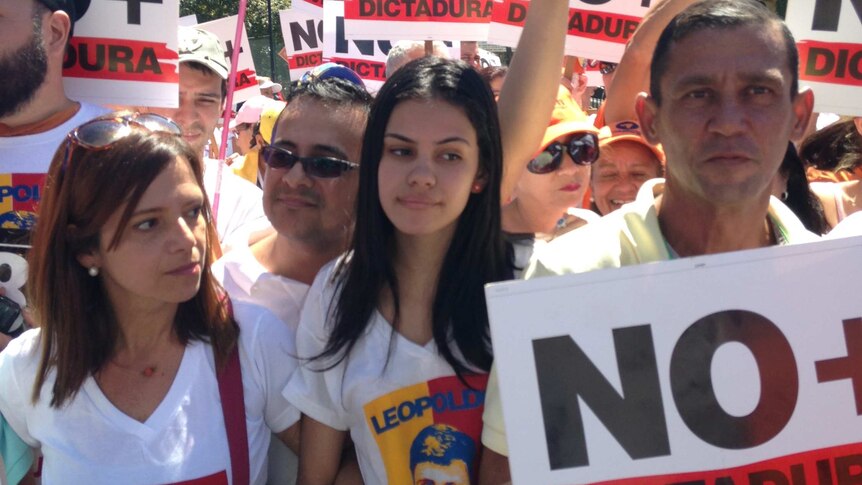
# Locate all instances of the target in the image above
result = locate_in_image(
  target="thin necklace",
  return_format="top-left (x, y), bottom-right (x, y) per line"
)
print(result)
top-left (108, 360), bottom-right (159, 378)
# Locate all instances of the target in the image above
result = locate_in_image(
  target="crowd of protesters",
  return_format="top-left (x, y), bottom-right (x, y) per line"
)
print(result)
top-left (0, 0), bottom-right (861, 483)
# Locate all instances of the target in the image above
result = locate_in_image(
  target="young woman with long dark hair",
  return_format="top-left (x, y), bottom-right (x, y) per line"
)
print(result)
top-left (286, 56), bottom-right (511, 485)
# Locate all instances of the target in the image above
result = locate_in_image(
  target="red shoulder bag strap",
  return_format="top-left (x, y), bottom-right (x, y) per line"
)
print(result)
top-left (217, 341), bottom-right (250, 485)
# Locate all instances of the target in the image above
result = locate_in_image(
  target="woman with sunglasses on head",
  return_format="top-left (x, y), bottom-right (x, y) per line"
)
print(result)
top-left (0, 112), bottom-right (300, 484)
top-left (502, 86), bottom-right (601, 246)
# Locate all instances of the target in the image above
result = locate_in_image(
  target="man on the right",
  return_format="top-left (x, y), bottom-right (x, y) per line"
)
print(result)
top-left (532, 0), bottom-right (817, 274)
top-left (479, 1), bottom-right (818, 482)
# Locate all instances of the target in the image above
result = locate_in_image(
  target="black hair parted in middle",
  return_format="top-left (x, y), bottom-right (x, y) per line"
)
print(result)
top-left (315, 56), bottom-right (514, 379)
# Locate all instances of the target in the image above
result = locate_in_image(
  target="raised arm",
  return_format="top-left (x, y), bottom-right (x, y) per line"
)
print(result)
top-left (603, 0), bottom-right (701, 125)
top-left (497, 0), bottom-right (570, 202)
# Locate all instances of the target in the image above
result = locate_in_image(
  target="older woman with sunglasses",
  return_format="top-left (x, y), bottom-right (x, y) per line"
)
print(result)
top-left (0, 112), bottom-right (299, 484)
top-left (502, 86), bottom-right (600, 243)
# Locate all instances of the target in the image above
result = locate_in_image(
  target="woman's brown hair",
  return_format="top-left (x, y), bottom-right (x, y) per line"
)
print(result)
top-left (28, 115), bottom-right (238, 407)
top-left (800, 119), bottom-right (862, 173)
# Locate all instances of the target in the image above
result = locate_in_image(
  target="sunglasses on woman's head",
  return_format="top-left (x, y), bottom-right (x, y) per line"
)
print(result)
top-left (61, 113), bottom-right (182, 171)
top-left (260, 145), bottom-right (358, 178)
top-left (527, 132), bottom-right (599, 175)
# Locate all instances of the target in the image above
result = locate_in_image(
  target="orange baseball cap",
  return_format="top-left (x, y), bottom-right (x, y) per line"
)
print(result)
top-left (598, 120), bottom-right (665, 165)
top-left (536, 86), bottom-right (599, 156)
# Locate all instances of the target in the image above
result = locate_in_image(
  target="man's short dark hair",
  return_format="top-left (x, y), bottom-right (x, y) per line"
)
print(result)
top-left (183, 61), bottom-right (228, 100)
top-left (285, 77), bottom-right (372, 111)
top-left (271, 77), bottom-right (372, 145)
top-left (649, 0), bottom-right (799, 105)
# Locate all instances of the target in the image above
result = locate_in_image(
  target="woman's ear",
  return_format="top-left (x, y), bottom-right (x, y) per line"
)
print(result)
top-left (69, 224), bottom-right (101, 273)
top-left (471, 172), bottom-right (488, 193)
top-left (75, 250), bottom-right (100, 274)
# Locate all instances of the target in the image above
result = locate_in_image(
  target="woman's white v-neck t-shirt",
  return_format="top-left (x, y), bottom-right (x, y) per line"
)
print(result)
top-left (0, 301), bottom-right (299, 485)
top-left (285, 261), bottom-right (489, 485)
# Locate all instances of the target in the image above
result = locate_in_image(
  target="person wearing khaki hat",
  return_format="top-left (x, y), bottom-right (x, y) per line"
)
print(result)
top-left (591, 120), bottom-right (665, 215)
top-left (502, 85), bottom-right (600, 238)
top-left (147, 26), bottom-right (271, 254)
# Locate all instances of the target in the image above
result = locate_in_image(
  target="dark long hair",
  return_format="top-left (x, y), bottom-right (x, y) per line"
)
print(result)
top-left (316, 57), bottom-right (512, 378)
top-left (29, 115), bottom-right (237, 407)
top-left (780, 142), bottom-right (828, 235)
top-left (799, 119), bottom-right (862, 173)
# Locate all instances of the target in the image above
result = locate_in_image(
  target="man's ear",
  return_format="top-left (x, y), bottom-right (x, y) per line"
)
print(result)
top-left (44, 10), bottom-right (72, 58)
top-left (790, 88), bottom-right (815, 142)
top-left (636, 93), bottom-right (661, 145)
top-left (854, 117), bottom-right (862, 137)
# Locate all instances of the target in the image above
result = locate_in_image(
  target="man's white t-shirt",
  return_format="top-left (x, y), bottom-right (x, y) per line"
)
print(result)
top-left (211, 243), bottom-right (310, 329)
top-left (285, 260), bottom-right (489, 485)
top-left (0, 102), bottom-right (109, 307)
top-left (0, 301), bottom-right (300, 485)
top-left (212, 243), bottom-right (311, 485)
top-left (203, 158), bottom-right (271, 254)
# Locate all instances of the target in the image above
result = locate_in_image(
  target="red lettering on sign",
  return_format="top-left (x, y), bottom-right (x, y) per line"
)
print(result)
top-left (235, 68), bottom-right (258, 91)
top-left (345, 0), bottom-right (494, 23)
top-left (491, 2), bottom-right (641, 45)
top-left (330, 56), bottom-right (386, 82)
top-left (289, 51), bottom-right (324, 70)
top-left (567, 9), bottom-right (641, 45)
top-left (588, 442), bottom-right (862, 485)
top-left (491, 0), bottom-right (528, 25)
top-left (798, 40), bottom-right (862, 87)
top-left (171, 470), bottom-right (229, 485)
top-left (302, 0), bottom-right (323, 7)
top-left (62, 37), bottom-right (178, 83)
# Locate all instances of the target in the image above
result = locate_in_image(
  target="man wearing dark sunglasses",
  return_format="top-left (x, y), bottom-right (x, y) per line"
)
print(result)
top-left (211, 72), bottom-right (372, 483)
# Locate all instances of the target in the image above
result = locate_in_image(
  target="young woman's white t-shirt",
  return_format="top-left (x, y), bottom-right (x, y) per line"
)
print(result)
top-left (0, 301), bottom-right (299, 485)
top-left (285, 261), bottom-right (489, 485)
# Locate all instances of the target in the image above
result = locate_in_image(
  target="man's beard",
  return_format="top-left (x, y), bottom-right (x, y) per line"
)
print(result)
top-left (0, 18), bottom-right (49, 119)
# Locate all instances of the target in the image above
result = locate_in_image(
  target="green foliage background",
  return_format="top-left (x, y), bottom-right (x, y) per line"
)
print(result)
top-left (180, 0), bottom-right (292, 84)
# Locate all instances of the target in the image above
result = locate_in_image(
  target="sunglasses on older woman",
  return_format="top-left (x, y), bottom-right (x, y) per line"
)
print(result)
top-left (527, 132), bottom-right (599, 174)
top-left (61, 112), bottom-right (181, 170)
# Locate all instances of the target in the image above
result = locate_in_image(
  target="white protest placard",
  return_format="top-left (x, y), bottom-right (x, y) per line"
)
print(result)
top-left (62, 0), bottom-right (179, 107)
top-left (488, 0), bottom-right (651, 62)
top-left (486, 236), bottom-right (862, 484)
top-left (179, 14), bottom-right (198, 27)
top-left (342, 0), bottom-right (493, 41)
top-left (324, 1), bottom-right (391, 91)
top-left (786, 0), bottom-right (862, 116)
top-left (196, 15), bottom-right (259, 104)
top-left (279, 4), bottom-right (325, 80)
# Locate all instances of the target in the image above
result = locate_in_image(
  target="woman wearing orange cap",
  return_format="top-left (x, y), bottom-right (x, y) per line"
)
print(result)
top-left (590, 121), bottom-right (665, 216)
top-left (502, 86), bottom-right (600, 240)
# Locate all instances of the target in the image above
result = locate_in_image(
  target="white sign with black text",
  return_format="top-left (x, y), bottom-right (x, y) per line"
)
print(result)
top-left (62, 0), bottom-right (179, 107)
top-left (786, 0), bottom-right (862, 116)
top-left (486, 236), bottom-right (862, 484)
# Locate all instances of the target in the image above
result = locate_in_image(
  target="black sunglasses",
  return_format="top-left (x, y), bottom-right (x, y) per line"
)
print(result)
top-left (599, 62), bottom-right (618, 75)
top-left (527, 132), bottom-right (599, 175)
top-left (261, 145), bottom-right (358, 178)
